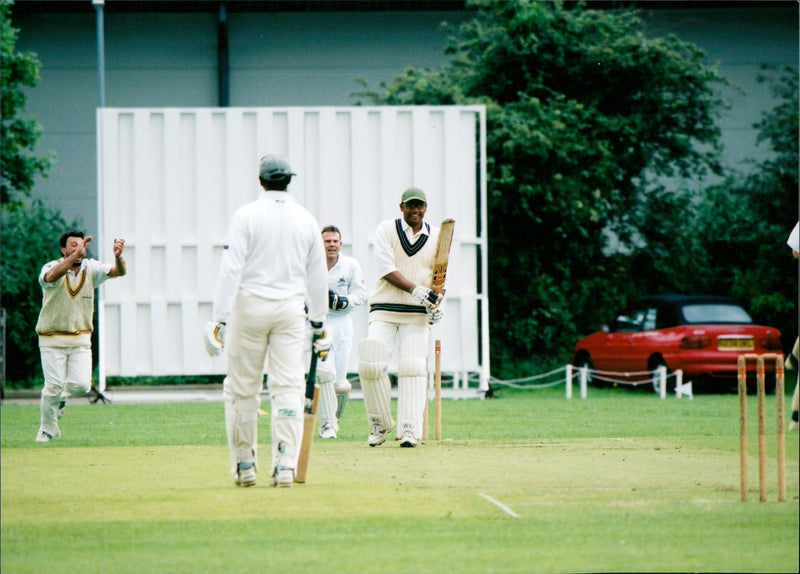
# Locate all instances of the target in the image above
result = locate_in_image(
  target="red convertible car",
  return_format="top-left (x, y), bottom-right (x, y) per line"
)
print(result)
top-left (570, 295), bottom-right (783, 391)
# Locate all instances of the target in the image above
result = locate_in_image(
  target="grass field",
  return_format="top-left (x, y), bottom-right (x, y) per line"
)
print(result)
top-left (2, 383), bottom-right (798, 574)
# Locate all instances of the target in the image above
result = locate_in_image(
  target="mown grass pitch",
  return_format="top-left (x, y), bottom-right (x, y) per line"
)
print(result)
top-left (2, 385), bottom-right (798, 573)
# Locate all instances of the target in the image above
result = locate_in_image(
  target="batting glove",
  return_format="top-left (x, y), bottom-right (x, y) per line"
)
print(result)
top-left (203, 321), bottom-right (226, 356)
top-left (328, 289), bottom-right (349, 310)
top-left (427, 307), bottom-right (444, 325)
top-left (310, 321), bottom-right (331, 361)
top-left (410, 286), bottom-right (441, 310)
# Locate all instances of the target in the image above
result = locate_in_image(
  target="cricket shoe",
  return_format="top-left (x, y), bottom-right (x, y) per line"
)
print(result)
top-left (319, 422), bottom-right (337, 440)
top-left (398, 430), bottom-right (418, 448)
top-left (58, 400), bottom-right (66, 419)
top-left (35, 430), bottom-right (55, 443)
top-left (270, 466), bottom-right (294, 488)
top-left (368, 423), bottom-right (394, 447)
top-left (235, 465), bottom-right (257, 487)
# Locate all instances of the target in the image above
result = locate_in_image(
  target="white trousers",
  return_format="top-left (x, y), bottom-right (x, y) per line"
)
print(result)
top-left (327, 313), bottom-right (354, 392)
top-left (315, 313), bottom-right (355, 432)
top-left (223, 291), bottom-right (306, 476)
top-left (39, 345), bottom-right (92, 436)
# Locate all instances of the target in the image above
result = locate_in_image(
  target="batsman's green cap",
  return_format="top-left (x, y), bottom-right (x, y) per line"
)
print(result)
top-left (401, 187), bottom-right (427, 204)
top-left (259, 155), bottom-right (295, 181)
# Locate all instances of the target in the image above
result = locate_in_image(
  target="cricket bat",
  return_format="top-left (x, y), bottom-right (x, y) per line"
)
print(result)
top-left (425, 219), bottom-right (454, 430)
top-left (431, 218), bottom-right (455, 296)
top-left (294, 343), bottom-right (320, 484)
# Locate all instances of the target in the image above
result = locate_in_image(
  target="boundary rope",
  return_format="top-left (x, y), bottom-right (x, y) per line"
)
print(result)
top-left (483, 365), bottom-right (692, 399)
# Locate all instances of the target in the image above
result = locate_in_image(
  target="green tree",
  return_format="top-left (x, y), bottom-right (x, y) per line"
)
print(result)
top-left (2, 202), bottom-right (74, 385)
top-left (621, 64), bottom-right (797, 349)
top-left (353, 0), bottom-right (728, 375)
top-left (1, 0), bottom-right (52, 210)
top-left (2, 0), bottom-right (64, 387)
top-left (688, 65), bottom-right (798, 345)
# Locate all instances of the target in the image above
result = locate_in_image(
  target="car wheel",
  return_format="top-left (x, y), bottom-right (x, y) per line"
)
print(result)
top-left (649, 357), bottom-right (672, 395)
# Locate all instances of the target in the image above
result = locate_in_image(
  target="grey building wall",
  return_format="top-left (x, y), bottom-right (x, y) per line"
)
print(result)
top-left (10, 2), bottom-right (799, 234)
top-left (13, 4), bottom-right (471, 232)
top-left (640, 5), bottom-right (799, 168)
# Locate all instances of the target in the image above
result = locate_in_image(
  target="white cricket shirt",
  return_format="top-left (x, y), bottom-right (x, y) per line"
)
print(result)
top-left (212, 191), bottom-right (328, 324)
top-left (327, 254), bottom-right (368, 317)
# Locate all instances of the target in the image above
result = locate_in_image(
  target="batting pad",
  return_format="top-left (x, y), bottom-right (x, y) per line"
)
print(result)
top-left (225, 399), bottom-right (259, 476)
top-left (359, 339), bottom-right (393, 430)
top-left (397, 377), bottom-right (426, 439)
top-left (398, 335), bottom-right (428, 440)
top-left (316, 357), bottom-right (336, 385)
top-left (270, 390), bottom-right (303, 471)
top-left (358, 339), bottom-right (389, 380)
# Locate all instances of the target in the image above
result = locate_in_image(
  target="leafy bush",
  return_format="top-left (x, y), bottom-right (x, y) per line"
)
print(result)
top-left (2, 0), bottom-right (59, 390)
top-left (1, 200), bottom-right (79, 387)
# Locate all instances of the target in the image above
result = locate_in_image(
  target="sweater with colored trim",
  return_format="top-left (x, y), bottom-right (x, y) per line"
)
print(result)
top-left (369, 218), bottom-right (438, 325)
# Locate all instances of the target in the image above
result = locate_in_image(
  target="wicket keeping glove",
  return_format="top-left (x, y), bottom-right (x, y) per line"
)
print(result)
top-left (310, 321), bottom-right (331, 361)
top-left (328, 289), bottom-right (349, 310)
top-left (410, 286), bottom-right (441, 310)
top-left (203, 321), bottom-right (226, 357)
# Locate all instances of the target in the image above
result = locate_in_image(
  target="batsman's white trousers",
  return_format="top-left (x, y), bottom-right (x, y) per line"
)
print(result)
top-left (39, 345), bottom-right (92, 436)
top-left (223, 291), bottom-right (306, 476)
top-left (364, 320), bottom-right (429, 439)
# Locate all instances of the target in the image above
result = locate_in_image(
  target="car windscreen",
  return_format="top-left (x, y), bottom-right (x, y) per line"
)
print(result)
top-left (680, 303), bottom-right (752, 324)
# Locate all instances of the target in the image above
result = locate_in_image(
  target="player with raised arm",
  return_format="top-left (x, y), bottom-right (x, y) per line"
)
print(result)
top-left (35, 230), bottom-right (127, 442)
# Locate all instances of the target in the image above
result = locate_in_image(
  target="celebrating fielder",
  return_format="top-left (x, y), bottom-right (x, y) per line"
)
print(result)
top-left (35, 230), bottom-right (127, 442)
top-left (359, 187), bottom-right (444, 448)
top-left (205, 155), bottom-right (330, 488)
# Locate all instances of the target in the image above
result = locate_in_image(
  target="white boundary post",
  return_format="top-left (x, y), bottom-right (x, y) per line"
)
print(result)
top-left (579, 367), bottom-right (587, 399)
top-left (565, 364), bottom-right (573, 399)
top-left (658, 365), bottom-right (667, 399)
top-left (675, 370), bottom-right (692, 399)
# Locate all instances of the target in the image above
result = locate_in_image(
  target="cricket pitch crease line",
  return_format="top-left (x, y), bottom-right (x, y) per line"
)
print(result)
top-left (478, 493), bottom-right (521, 518)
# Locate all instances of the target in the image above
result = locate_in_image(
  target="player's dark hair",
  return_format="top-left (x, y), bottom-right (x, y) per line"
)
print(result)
top-left (60, 229), bottom-right (85, 248)
top-left (321, 225), bottom-right (341, 238)
top-left (260, 175), bottom-right (292, 191)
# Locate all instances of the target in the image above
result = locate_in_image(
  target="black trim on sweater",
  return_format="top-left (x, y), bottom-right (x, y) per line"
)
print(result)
top-left (395, 219), bottom-right (430, 257)
top-left (370, 303), bottom-right (427, 314)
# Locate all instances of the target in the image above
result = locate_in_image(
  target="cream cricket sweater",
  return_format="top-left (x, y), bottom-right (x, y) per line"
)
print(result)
top-left (369, 218), bottom-right (437, 325)
top-left (36, 259), bottom-right (111, 347)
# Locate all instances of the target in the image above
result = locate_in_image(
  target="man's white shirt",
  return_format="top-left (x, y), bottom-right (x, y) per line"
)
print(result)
top-left (212, 191), bottom-right (328, 324)
top-left (327, 254), bottom-right (368, 316)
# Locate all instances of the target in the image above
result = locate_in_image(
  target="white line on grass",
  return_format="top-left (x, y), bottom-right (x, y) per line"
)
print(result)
top-left (478, 493), bottom-right (520, 518)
